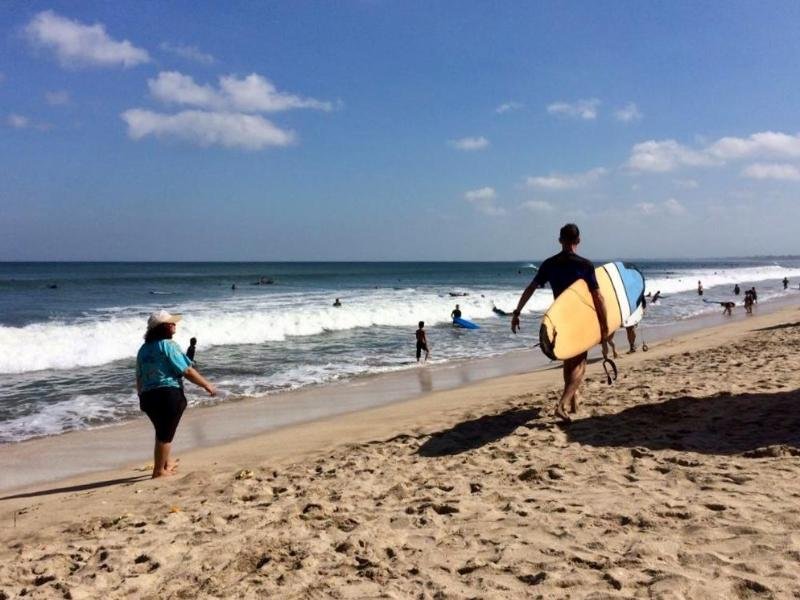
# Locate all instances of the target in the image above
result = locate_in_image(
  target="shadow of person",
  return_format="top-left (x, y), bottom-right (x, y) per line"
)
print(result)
top-left (566, 389), bottom-right (800, 456)
top-left (418, 407), bottom-right (541, 457)
top-left (0, 475), bottom-right (150, 501)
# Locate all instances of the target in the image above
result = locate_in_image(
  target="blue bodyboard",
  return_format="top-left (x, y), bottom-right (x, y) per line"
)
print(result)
top-left (453, 317), bottom-right (480, 329)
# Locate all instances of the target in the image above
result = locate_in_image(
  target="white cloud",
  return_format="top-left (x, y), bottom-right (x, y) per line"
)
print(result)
top-left (673, 178), bottom-right (699, 189)
top-left (614, 102), bottom-right (642, 123)
top-left (6, 113), bottom-right (51, 131)
top-left (147, 71), bottom-right (335, 113)
top-left (449, 136), bottom-right (490, 151)
top-left (24, 10), bottom-right (149, 68)
top-left (547, 98), bottom-right (600, 120)
top-left (160, 42), bottom-right (215, 65)
top-left (495, 101), bottom-right (523, 114)
top-left (626, 140), bottom-right (719, 172)
top-left (520, 200), bottom-right (554, 212)
top-left (120, 109), bottom-right (295, 150)
top-left (464, 187), bottom-right (505, 216)
top-left (635, 197), bottom-right (686, 216)
top-left (741, 163), bottom-right (800, 181)
top-left (627, 131), bottom-right (800, 173)
top-left (525, 167), bottom-right (607, 190)
top-left (7, 113), bottom-right (29, 128)
top-left (45, 90), bottom-right (70, 105)
top-left (708, 131), bottom-right (800, 160)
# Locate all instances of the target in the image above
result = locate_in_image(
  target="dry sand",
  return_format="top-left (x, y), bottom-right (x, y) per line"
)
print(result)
top-left (2, 307), bottom-right (800, 599)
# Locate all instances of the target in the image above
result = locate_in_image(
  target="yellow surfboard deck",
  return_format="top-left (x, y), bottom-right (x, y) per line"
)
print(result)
top-left (539, 266), bottom-right (622, 360)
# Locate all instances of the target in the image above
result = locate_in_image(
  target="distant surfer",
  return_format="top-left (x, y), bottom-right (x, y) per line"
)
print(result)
top-left (750, 287), bottom-right (758, 303)
top-left (492, 303), bottom-right (510, 316)
top-left (136, 311), bottom-right (216, 479)
top-left (186, 337), bottom-right (197, 361)
top-left (697, 281), bottom-right (703, 296)
top-left (333, 298), bottom-right (342, 307)
top-left (231, 283), bottom-right (236, 291)
top-left (451, 304), bottom-right (462, 320)
top-left (783, 277), bottom-right (789, 290)
top-left (511, 223), bottom-right (610, 423)
top-left (415, 321), bottom-right (430, 363)
top-left (734, 284), bottom-right (740, 295)
top-left (651, 290), bottom-right (662, 303)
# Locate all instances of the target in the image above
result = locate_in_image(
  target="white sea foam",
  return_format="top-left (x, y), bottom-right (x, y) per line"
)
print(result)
top-left (0, 288), bottom-right (549, 375)
top-left (644, 265), bottom-right (800, 295)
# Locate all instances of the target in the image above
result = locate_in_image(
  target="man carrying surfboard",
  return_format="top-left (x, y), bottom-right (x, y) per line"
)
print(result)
top-left (511, 223), bottom-right (610, 422)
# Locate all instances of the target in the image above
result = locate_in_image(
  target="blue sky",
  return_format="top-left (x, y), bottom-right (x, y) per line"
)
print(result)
top-left (3, 1), bottom-right (800, 261)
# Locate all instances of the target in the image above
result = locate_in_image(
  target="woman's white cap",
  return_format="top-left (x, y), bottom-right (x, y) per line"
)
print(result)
top-left (147, 310), bottom-right (182, 331)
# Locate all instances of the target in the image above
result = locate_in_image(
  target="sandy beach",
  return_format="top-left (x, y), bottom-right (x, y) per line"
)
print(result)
top-left (2, 306), bottom-right (800, 598)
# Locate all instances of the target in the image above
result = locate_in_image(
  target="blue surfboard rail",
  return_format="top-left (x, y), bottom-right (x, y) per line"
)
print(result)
top-left (453, 317), bottom-right (480, 329)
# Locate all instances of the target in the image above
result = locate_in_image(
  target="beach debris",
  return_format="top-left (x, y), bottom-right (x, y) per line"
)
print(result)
top-left (234, 469), bottom-right (254, 480)
top-left (169, 506), bottom-right (182, 513)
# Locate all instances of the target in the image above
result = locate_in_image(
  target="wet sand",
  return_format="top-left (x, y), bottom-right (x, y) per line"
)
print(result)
top-left (2, 305), bottom-right (800, 598)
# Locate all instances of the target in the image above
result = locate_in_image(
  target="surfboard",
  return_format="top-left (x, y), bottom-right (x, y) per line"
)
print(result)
top-left (539, 261), bottom-right (645, 360)
top-left (453, 317), bottom-right (480, 329)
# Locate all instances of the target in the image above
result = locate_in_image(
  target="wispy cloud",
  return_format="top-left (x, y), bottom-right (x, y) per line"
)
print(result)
top-left (160, 42), bottom-right (216, 65)
top-left (449, 136), bottom-right (490, 151)
top-left (24, 10), bottom-right (150, 68)
top-left (627, 131), bottom-right (800, 173)
top-left (120, 109), bottom-right (295, 150)
top-left (148, 71), bottom-right (336, 113)
top-left (7, 114), bottom-right (29, 129)
top-left (626, 140), bottom-right (719, 172)
top-left (7, 113), bottom-right (51, 131)
top-left (547, 98), bottom-right (600, 120)
top-left (520, 200), bottom-right (554, 212)
top-left (525, 167), bottom-right (607, 190)
top-left (495, 101), bottom-right (523, 114)
top-left (45, 90), bottom-right (70, 105)
top-left (741, 163), bottom-right (800, 181)
top-left (464, 187), bottom-right (505, 216)
top-left (614, 102), bottom-right (642, 123)
top-left (635, 197), bottom-right (687, 216)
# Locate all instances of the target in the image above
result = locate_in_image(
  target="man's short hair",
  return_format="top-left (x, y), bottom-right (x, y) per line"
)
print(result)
top-left (559, 223), bottom-right (580, 244)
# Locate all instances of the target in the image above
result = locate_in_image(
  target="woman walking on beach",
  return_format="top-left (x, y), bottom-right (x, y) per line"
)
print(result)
top-left (136, 310), bottom-right (216, 478)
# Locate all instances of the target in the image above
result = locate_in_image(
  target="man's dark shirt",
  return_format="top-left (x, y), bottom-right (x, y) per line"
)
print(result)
top-left (532, 250), bottom-right (598, 299)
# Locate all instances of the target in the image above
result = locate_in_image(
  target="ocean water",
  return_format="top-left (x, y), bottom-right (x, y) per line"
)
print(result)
top-left (2, 258), bottom-right (800, 443)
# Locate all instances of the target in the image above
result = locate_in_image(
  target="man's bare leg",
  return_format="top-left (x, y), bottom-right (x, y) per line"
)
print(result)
top-left (557, 353), bottom-right (587, 421)
top-left (152, 440), bottom-right (174, 478)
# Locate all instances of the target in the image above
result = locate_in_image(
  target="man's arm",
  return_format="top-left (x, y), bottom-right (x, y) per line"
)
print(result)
top-left (511, 280), bottom-right (540, 333)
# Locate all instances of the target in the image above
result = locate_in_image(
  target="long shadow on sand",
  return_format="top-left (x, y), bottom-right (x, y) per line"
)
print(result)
top-left (567, 389), bottom-right (800, 455)
top-left (418, 407), bottom-right (541, 457)
top-left (0, 475), bottom-right (150, 501)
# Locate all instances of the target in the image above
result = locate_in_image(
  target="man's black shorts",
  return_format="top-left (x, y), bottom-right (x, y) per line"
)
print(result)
top-left (416, 342), bottom-right (429, 360)
top-left (139, 386), bottom-right (188, 443)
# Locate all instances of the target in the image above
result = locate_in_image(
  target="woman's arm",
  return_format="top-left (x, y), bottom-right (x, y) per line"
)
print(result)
top-left (183, 366), bottom-right (216, 396)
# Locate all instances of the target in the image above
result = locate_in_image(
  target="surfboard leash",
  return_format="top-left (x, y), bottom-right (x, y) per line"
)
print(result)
top-left (602, 358), bottom-right (618, 385)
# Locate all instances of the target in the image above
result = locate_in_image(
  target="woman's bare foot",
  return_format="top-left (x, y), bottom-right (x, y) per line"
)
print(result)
top-left (151, 468), bottom-right (175, 479)
top-left (554, 404), bottom-right (572, 423)
top-left (165, 458), bottom-right (180, 472)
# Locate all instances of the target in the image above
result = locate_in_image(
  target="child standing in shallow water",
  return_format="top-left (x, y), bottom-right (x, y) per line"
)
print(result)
top-left (415, 321), bottom-right (430, 363)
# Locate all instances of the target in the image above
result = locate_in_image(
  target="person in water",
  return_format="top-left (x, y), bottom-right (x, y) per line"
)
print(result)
top-left (721, 301), bottom-right (734, 316)
top-left (651, 290), bottom-right (662, 303)
top-left (415, 321), bottom-right (430, 363)
top-left (734, 284), bottom-right (740, 295)
top-left (744, 290), bottom-right (754, 314)
top-left (511, 223), bottom-right (609, 422)
top-left (333, 298), bottom-right (342, 307)
top-left (783, 277), bottom-right (789, 290)
top-left (750, 287), bottom-right (757, 303)
top-left (186, 337), bottom-right (197, 361)
top-left (136, 311), bottom-right (216, 479)
top-left (697, 281), bottom-right (703, 296)
top-left (451, 304), bottom-right (462, 320)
